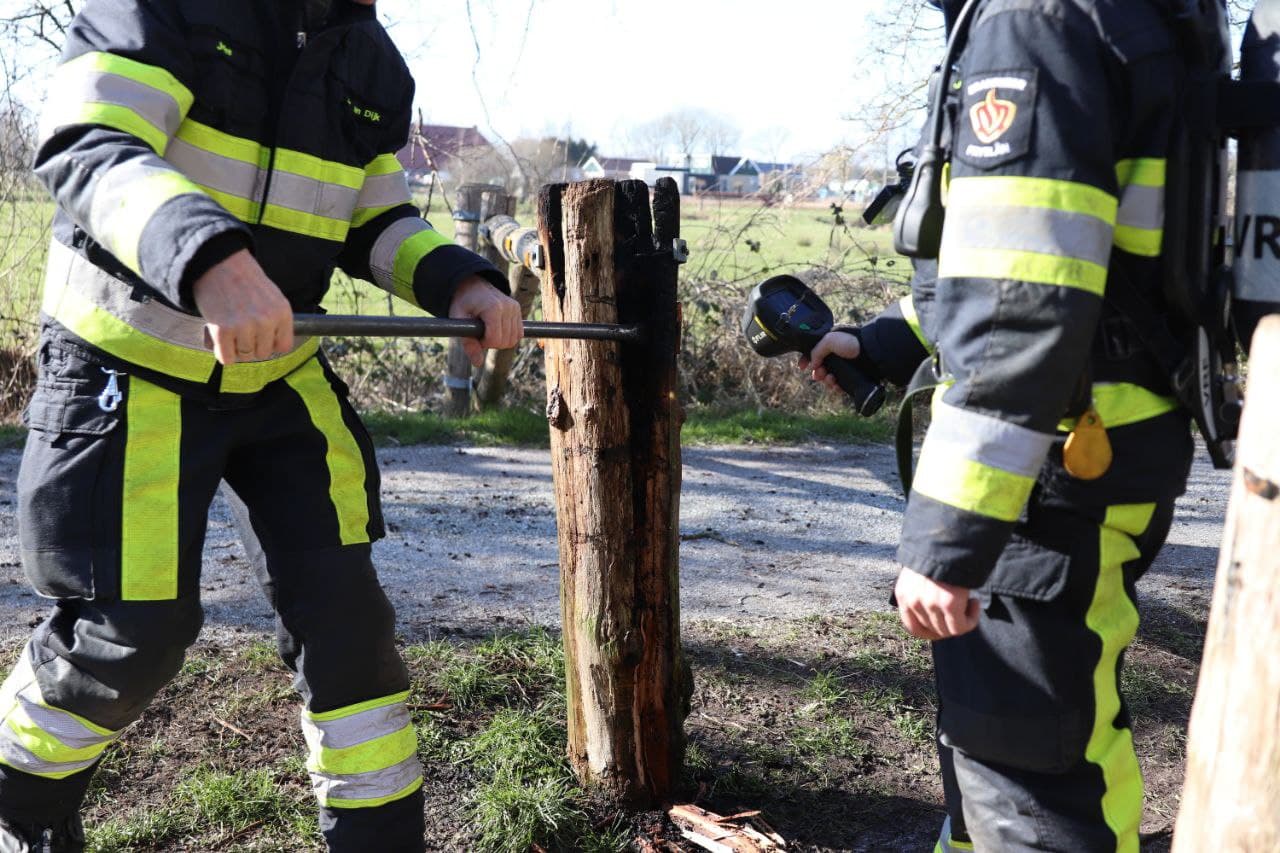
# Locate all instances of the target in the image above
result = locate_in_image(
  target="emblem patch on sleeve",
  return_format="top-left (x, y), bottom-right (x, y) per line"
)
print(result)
top-left (956, 69), bottom-right (1037, 169)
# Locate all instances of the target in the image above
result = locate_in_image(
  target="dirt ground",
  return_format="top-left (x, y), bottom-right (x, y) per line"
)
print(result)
top-left (0, 442), bottom-right (1227, 851)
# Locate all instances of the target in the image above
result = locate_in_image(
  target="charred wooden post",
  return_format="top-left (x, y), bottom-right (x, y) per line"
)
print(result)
top-left (540, 177), bottom-right (690, 806)
top-left (1173, 316), bottom-right (1280, 851)
top-left (443, 184), bottom-right (486, 416)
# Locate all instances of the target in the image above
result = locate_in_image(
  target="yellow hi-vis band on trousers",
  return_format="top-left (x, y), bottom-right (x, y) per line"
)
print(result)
top-left (1058, 383), bottom-right (1179, 432)
top-left (121, 377), bottom-right (182, 600)
top-left (284, 360), bottom-right (371, 545)
top-left (939, 176), bottom-right (1118, 296)
top-left (301, 690), bottom-right (423, 809)
top-left (1087, 503), bottom-right (1155, 853)
top-left (0, 652), bottom-right (120, 779)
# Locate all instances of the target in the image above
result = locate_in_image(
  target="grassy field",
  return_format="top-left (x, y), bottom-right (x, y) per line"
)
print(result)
top-left (36, 603), bottom-right (1202, 852)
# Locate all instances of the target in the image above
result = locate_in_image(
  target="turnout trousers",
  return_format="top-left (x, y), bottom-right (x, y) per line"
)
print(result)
top-left (930, 493), bottom-right (1176, 853)
top-left (0, 332), bottom-right (425, 851)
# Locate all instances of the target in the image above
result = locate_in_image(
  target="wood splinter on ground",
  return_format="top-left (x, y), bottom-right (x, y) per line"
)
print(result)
top-left (666, 804), bottom-right (788, 852)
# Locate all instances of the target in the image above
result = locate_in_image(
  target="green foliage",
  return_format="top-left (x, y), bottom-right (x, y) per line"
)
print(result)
top-left (362, 408), bottom-right (550, 447)
top-left (682, 406), bottom-right (896, 445)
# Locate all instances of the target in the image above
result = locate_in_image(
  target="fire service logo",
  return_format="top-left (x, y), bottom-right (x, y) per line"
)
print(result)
top-left (970, 89), bottom-right (1017, 144)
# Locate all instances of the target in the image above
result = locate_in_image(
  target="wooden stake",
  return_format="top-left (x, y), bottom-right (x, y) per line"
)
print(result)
top-left (443, 184), bottom-right (485, 417)
top-left (541, 178), bottom-right (690, 806)
top-left (1172, 315), bottom-right (1280, 851)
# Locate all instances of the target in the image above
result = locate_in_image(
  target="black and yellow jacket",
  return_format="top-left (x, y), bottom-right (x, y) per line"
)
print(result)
top-left (33, 0), bottom-right (504, 394)
top-left (855, 0), bottom-right (1196, 588)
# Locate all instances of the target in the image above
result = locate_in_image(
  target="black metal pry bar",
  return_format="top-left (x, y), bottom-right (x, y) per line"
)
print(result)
top-left (292, 314), bottom-right (644, 343)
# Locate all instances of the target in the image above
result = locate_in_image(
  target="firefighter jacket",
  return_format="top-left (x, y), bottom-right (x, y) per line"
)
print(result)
top-left (856, 0), bottom-right (1195, 588)
top-left (32, 0), bottom-right (505, 395)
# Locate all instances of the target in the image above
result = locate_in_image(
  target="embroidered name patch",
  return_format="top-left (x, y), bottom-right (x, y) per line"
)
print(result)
top-left (956, 69), bottom-right (1036, 169)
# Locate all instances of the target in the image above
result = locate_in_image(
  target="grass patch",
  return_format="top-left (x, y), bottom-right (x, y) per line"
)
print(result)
top-left (0, 424), bottom-right (24, 449)
top-left (682, 406), bottom-right (895, 445)
top-left (362, 407), bottom-right (549, 447)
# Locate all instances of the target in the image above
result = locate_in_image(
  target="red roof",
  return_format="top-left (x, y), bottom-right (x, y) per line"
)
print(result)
top-left (398, 124), bottom-right (495, 171)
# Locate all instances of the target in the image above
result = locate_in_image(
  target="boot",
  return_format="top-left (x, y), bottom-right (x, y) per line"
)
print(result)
top-left (0, 815), bottom-right (85, 853)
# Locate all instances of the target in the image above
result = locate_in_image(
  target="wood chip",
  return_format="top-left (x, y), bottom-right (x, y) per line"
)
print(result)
top-left (668, 804), bottom-right (787, 852)
top-left (212, 717), bottom-right (251, 740)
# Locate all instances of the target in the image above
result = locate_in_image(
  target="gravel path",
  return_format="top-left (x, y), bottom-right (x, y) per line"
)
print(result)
top-left (0, 443), bottom-right (1229, 642)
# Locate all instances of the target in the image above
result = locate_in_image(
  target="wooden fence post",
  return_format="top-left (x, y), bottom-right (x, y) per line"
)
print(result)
top-left (475, 190), bottom-right (535, 407)
top-left (540, 177), bottom-right (691, 806)
top-left (444, 184), bottom-right (485, 417)
top-left (1172, 316), bottom-right (1280, 851)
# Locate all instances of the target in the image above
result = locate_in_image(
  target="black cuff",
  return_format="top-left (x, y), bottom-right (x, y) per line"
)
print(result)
top-left (177, 230), bottom-right (253, 311)
top-left (416, 250), bottom-right (510, 317)
top-left (897, 492), bottom-right (1014, 588)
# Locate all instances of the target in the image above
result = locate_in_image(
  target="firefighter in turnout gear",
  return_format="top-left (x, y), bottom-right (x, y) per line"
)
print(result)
top-left (804, 0), bottom-right (1201, 849)
top-left (3, 0), bottom-right (521, 849)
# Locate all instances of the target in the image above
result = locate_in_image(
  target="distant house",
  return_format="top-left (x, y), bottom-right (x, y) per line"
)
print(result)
top-left (580, 156), bottom-right (644, 181)
top-left (756, 161), bottom-right (805, 196)
top-left (397, 123), bottom-right (500, 187)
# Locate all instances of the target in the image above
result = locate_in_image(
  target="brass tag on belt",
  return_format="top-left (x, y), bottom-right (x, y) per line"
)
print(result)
top-left (1063, 406), bottom-right (1112, 480)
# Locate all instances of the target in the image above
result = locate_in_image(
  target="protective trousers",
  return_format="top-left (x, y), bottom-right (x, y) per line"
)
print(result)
top-left (0, 333), bottom-right (425, 851)
top-left (929, 495), bottom-right (1175, 853)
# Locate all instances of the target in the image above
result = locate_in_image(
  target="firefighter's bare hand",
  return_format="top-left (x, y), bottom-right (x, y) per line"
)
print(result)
top-left (449, 276), bottom-right (523, 367)
top-left (798, 331), bottom-right (860, 391)
top-left (894, 568), bottom-right (981, 641)
top-left (193, 249), bottom-right (294, 365)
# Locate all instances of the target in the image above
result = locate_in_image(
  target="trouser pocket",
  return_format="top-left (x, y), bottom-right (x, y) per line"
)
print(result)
top-left (18, 345), bottom-right (125, 600)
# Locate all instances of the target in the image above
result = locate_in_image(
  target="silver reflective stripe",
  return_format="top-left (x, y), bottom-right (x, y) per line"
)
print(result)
top-left (355, 170), bottom-right (412, 212)
top-left (0, 729), bottom-right (98, 778)
top-left (165, 136), bottom-right (264, 200)
top-left (1116, 184), bottom-right (1163, 232)
top-left (268, 170), bottom-right (359, 221)
top-left (940, 206), bottom-right (1112, 269)
top-left (42, 239), bottom-right (313, 359)
top-left (40, 70), bottom-right (184, 145)
top-left (924, 401), bottom-right (1053, 479)
top-left (302, 702), bottom-right (411, 751)
top-left (86, 158), bottom-right (193, 261)
top-left (370, 217), bottom-right (431, 294)
top-left (16, 696), bottom-right (113, 752)
top-left (311, 754), bottom-right (423, 804)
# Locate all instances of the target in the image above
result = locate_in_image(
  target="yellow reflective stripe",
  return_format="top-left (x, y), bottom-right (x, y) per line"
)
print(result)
top-left (947, 176), bottom-right (1118, 223)
top-left (898, 295), bottom-right (931, 351)
top-left (1113, 225), bottom-right (1162, 258)
top-left (49, 102), bottom-right (170, 155)
top-left (305, 690), bottom-right (411, 724)
top-left (220, 339), bottom-right (319, 394)
top-left (261, 204), bottom-right (350, 242)
top-left (392, 229), bottom-right (452, 301)
top-left (66, 51), bottom-right (193, 114)
top-left (275, 148), bottom-right (364, 190)
top-left (121, 378), bottom-right (181, 600)
top-left (5, 707), bottom-right (111, 765)
top-left (43, 284), bottom-right (214, 382)
top-left (1115, 159), bottom-right (1165, 188)
top-left (1088, 504), bottom-right (1154, 853)
top-left (351, 204), bottom-right (400, 228)
top-left (307, 726), bottom-right (416, 776)
top-left (365, 153), bottom-right (405, 177)
top-left (1060, 384), bottom-right (1179, 432)
top-left (104, 169), bottom-right (203, 274)
top-left (322, 777), bottom-right (423, 810)
top-left (197, 184), bottom-right (260, 221)
top-left (284, 360), bottom-right (371, 545)
top-left (174, 119), bottom-right (268, 167)
top-left (911, 454), bottom-right (1035, 522)
top-left (938, 247), bottom-right (1109, 296)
